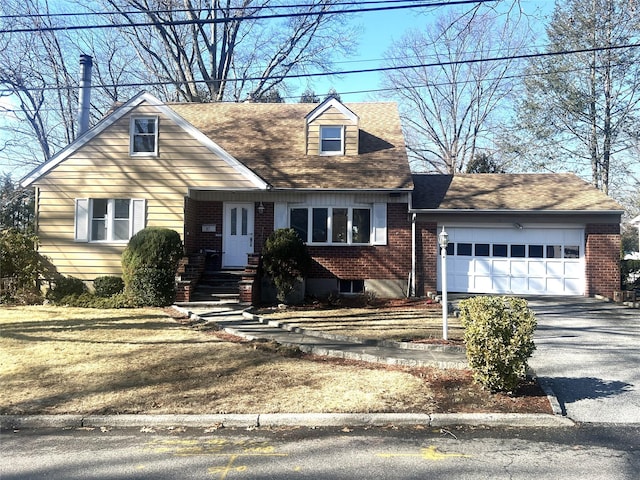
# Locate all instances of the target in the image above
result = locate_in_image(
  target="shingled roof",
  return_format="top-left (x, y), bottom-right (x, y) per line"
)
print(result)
top-left (411, 173), bottom-right (623, 212)
top-left (169, 102), bottom-right (412, 190)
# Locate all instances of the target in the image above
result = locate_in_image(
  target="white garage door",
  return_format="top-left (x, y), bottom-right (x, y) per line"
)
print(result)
top-left (437, 227), bottom-right (585, 295)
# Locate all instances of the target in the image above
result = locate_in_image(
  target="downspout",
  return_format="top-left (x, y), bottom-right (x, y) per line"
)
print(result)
top-left (411, 212), bottom-right (416, 297)
top-left (77, 55), bottom-right (93, 136)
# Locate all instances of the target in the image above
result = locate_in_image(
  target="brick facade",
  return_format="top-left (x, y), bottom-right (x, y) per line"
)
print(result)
top-left (307, 203), bottom-right (411, 281)
top-left (184, 198), bottom-right (224, 270)
top-left (415, 222), bottom-right (437, 296)
top-left (585, 223), bottom-right (621, 299)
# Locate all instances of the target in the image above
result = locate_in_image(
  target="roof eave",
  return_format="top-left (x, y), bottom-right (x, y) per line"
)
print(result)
top-left (409, 208), bottom-right (625, 215)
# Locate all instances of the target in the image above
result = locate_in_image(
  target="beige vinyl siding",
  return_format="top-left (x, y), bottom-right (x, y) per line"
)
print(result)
top-left (307, 106), bottom-right (359, 156)
top-left (33, 103), bottom-right (259, 281)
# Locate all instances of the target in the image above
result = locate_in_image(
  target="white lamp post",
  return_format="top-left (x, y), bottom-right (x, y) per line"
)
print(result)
top-left (438, 226), bottom-right (449, 340)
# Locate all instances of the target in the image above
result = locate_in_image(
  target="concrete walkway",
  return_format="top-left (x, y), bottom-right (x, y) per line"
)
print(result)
top-left (527, 297), bottom-right (640, 424)
top-left (174, 302), bottom-right (467, 370)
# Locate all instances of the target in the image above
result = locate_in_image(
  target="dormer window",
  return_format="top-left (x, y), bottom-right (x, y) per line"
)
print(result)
top-left (130, 116), bottom-right (158, 156)
top-left (320, 125), bottom-right (343, 155)
top-left (306, 98), bottom-right (358, 156)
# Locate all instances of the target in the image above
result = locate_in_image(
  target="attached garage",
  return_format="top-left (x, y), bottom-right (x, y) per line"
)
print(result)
top-left (437, 226), bottom-right (585, 295)
top-left (411, 174), bottom-right (624, 299)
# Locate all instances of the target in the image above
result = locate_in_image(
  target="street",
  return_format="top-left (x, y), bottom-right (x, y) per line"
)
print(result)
top-left (1, 424), bottom-right (638, 479)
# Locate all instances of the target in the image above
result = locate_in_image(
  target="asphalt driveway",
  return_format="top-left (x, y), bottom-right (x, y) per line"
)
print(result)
top-left (527, 297), bottom-right (640, 423)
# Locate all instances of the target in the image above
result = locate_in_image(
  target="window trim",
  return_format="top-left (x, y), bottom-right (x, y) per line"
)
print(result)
top-left (319, 125), bottom-right (344, 156)
top-left (75, 198), bottom-right (146, 243)
top-left (129, 116), bottom-right (159, 157)
top-left (289, 205), bottom-right (374, 246)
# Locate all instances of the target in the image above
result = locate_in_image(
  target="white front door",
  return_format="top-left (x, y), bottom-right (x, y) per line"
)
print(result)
top-left (223, 203), bottom-right (254, 268)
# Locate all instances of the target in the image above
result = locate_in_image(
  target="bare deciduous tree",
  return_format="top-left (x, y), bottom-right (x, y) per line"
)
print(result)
top-left (100, 0), bottom-right (356, 102)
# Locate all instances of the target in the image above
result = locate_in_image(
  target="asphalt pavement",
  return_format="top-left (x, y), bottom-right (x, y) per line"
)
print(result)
top-left (527, 297), bottom-right (640, 424)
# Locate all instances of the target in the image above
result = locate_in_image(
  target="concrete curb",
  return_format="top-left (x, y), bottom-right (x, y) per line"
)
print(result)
top-left (1, 412), bottom-right (574, 431)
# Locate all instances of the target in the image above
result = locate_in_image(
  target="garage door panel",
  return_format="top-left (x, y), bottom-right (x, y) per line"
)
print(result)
top-left (439, 227), bottom-right (585, 296)
top-left (546, 262), bottom-right (565, 276)
top-left (529, 262), bottom-right (546, 276)
top-left (491, 259), bottom-right (510, 275)
top-left (474, 275), bottom-right (493, 291)
top-left (510, 260), bottom-right (528, 276)
top-left (564, 278), bottom-right (583, 295)
top-left (474, 259), bottom-right (491, 275)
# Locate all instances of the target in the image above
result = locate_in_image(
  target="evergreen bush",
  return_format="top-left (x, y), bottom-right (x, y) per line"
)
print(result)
top-left (126, 268), bottom-right (176, 306)
top-left (459, 296), bottom-right (537, 392)
top-left (46, 276), bottom-right (87, 303)
top-left (121, 228), bottom-right (183, 306)
top-left (0, 228), bottom-right (39, 290)
top-left (94, 276), bottom-right (125, 297)
top-left (262, 228), bottom-right (312, 303)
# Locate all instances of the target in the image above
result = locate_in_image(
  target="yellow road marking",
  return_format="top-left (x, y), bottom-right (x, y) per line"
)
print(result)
top-left (378, 445), bottom-right (471, 461)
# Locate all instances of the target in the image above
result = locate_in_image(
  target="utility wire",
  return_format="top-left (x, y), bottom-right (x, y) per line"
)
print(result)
top-left (0, 0), bottom-right (494, 34)
top-left (0, 0), bottom-right (463, 19)
top-left (1, 41), bottom-right (637, 95)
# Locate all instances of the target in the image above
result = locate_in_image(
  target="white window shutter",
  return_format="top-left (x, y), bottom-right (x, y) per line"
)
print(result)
top-left (372, 203), bottom-right (387, 245)
top-left (131, 198), bottom-right (146, 236)
top-left (74, 198), bottom-right (90, 242)
top-left (274, 202), bottom-right (288, 230)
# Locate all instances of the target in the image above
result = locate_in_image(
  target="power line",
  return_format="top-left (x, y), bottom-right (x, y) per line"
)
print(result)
top-left (1, 41), bottom-right (637, 96)
top-left (0, 1), bottom-right (494, 34)
top-left (0, 0), bottom-right (455, 19)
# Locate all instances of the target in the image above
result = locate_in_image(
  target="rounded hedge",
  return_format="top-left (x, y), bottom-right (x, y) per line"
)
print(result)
top-left (459, 296), bottom-right (537, 392)
top-left (121, 227), bottom-right (183, 307)
top-left (121, 227), bottom-right (183, 282)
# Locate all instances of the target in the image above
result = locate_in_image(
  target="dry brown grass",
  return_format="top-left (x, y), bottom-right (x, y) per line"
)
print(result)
top-left (257, 304), bottom-right (465, 342)
top-left (0, 306), bottom-right (551, 416)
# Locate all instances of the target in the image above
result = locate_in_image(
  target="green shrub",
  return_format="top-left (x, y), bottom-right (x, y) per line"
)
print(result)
top-left (126, 268), bottom-right (176, 307)
top-left (459, 296), bottom-right (537, 392)
top-left (121, 227), bottom-right (183, 284)
top-left (262, 228), bottom-right (312, 303)
top-left (121, 228), bottom-right (183, 306)
top-left (0, 228), bottom-right (39, 290)
top-left (46, 276), bottom-right (87, 304)
top-left (94, 276), bottom-right (124, 297)
top-left (55, 292), bottom-right (135, 308)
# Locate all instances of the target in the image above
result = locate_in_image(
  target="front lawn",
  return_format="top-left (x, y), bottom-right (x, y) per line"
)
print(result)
top-left (0, 306), bottom-right (550, 416)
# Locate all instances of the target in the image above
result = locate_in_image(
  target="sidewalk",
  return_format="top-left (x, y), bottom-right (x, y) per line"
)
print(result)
top-left (175, 302), bottom-right (468, 370)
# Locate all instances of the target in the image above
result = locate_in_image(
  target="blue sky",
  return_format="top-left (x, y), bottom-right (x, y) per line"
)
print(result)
top-left (292, 0), bottom-right (552, 102)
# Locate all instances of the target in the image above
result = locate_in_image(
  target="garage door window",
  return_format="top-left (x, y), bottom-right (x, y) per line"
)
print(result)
top-left (445, 242), bottom-right (581, 259)
top-left (547, 245), bottom-right (562, 258)
top-left (457, 243), bottom-right (472, 256)
top-left (492, 244), bottom-right (508, 257)
top-left (475, 244), bottom-right (490, 256)
top-left (564, 246), bottom-right (580, 258)
top-left (529, 245), bottom-right (544, 258)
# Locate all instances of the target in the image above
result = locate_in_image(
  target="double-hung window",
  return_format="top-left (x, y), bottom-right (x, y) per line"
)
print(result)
top-left (319, 126), bottom-right (343, 155)
top-left (130, 116), bottom-right (158, 156)
top-left (75, 198), bottom-right (146, 243)
top-left (290, 206), bottom-right (373, 245)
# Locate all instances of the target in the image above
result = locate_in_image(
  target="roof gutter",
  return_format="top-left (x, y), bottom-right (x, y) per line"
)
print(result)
top-left (409, 208), bottom-right (625, 215)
